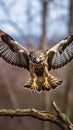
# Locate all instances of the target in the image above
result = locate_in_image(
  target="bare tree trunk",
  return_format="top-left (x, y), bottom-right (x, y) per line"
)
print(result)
top-left (39, 1), bottom-right (51, 130)
top-left (68, 0), bottom-right (73, 34)
top-left (64, 0), bottom-right (73, 121)
top-left (39, 0), bottom-right (48, 50)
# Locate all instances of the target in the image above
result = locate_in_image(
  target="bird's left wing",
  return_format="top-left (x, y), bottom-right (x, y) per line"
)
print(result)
top-left (0, 30), bottom-right (29, 70)
top-left (46, 35), bottom-right (73, 70)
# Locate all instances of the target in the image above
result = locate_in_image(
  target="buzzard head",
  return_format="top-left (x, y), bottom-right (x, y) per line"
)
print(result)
top-left (29, 50), bottom-right (46, 64)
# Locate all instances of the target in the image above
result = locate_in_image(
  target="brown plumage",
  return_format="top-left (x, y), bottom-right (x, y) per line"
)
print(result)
top-left (0, 30), bottom-right (73, 92)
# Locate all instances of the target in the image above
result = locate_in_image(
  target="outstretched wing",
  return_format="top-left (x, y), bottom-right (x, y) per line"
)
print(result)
top-left (46, 35), bottom-right (73, 70)
top-left (0, 30), bottom-right (29, 70)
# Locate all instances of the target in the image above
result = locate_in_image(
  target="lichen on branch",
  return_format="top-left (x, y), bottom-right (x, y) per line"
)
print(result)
top-left (0, 101), bottom-right (73, 130)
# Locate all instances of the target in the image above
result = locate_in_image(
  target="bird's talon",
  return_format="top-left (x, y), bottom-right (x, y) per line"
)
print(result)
top-left (43, 78), bottom-right (50, 88)
top-left (31, 82), bottom-right (38, 91)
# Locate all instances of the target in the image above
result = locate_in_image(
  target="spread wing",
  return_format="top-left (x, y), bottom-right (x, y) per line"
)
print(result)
top-left (46, 35), bottom-right (73, 70)
top-left (0, 30), bottom-right (29, 70)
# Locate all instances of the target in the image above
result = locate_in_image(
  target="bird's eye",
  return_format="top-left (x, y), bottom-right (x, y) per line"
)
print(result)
top-left (40, 56), bottom-right (42, 58)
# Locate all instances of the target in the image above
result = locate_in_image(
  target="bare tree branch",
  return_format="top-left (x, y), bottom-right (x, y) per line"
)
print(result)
top-left (0, 101), bottom-right (73, 130)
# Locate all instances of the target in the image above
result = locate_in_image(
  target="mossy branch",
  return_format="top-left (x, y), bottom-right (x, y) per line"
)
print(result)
top-left (0, 101), bottom-right (73, 130)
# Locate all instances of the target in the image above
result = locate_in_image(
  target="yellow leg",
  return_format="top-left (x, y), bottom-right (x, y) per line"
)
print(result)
top-left (43, 77), bottom-right (50, 88)
top-left (31, 79), bottom-right (38, 91)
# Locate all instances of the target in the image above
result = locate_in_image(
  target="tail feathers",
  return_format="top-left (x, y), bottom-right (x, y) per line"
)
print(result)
top-left (48, 75), bottom-right (63, 89)
top-left (24, 79), bottom-right (32, 89)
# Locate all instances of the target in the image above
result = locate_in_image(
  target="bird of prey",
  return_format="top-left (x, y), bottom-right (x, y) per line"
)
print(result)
top-left (0, 30), bottom-right (73, 92)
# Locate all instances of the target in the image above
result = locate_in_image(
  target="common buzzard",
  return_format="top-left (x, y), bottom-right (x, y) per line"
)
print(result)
top-left (0, 30), bottom-right (73, 92)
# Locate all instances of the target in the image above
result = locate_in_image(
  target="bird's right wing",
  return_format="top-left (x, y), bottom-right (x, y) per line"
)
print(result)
top-left (0, 30), bottom-right (29, 70)
top-left (46, 35), bottom-right (73, 70)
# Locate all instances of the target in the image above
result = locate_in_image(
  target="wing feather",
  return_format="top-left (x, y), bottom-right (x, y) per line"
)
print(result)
top-left (46, 35), bottom-right (73, 70)
top-left (0, 30), bottom-right (29, 70)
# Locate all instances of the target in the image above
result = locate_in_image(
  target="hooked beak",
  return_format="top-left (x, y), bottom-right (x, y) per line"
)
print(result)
top-left (36, 57), bottom-right (41, 63)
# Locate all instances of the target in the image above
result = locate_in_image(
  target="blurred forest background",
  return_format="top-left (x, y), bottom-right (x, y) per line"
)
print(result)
top-left (0, 0), bottom-right (73, 130)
